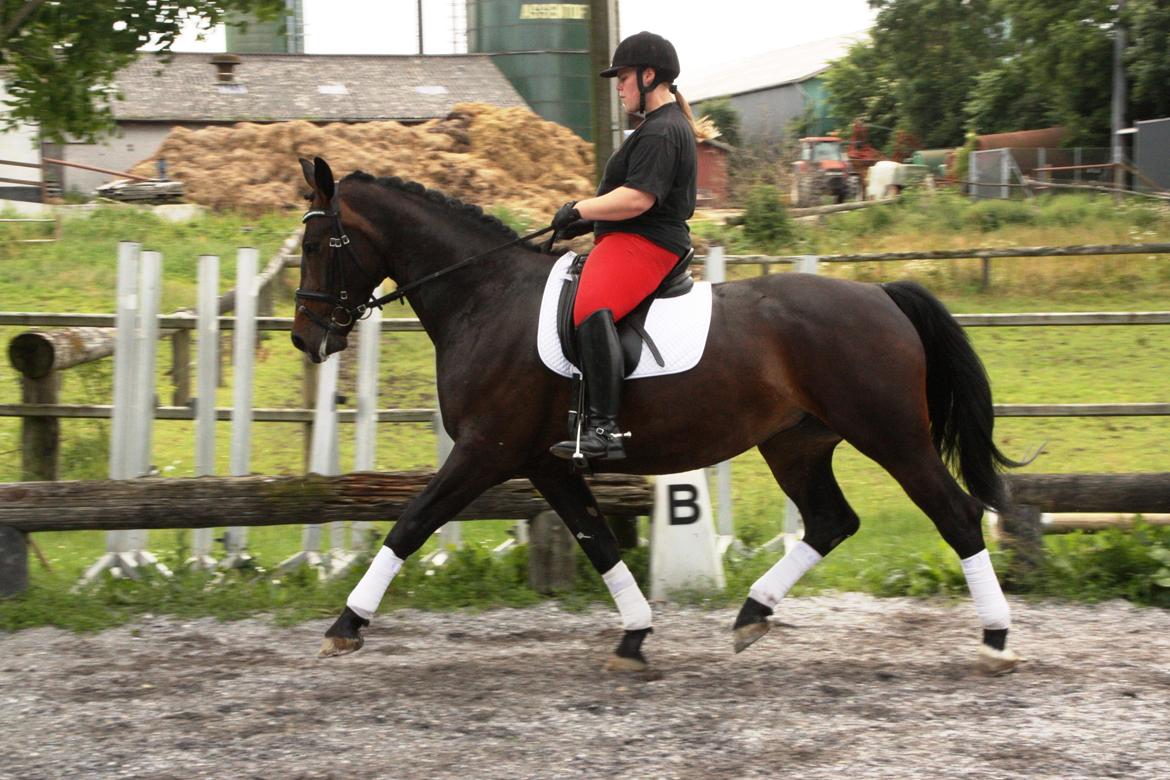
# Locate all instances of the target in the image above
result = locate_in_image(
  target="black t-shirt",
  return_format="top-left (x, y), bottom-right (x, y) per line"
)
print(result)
top-left (594, 102), bottom-right (697, 256)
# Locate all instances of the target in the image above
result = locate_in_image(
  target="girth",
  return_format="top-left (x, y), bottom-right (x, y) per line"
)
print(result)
top-left (556, 247), bottom-right (695, 377)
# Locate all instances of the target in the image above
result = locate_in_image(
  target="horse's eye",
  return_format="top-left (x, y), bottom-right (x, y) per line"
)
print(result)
top-left (304, 242), bottom-right (319, 253)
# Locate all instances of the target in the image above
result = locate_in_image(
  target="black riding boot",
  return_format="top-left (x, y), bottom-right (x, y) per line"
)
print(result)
top-left (551, 309), bottom-right (628, 462)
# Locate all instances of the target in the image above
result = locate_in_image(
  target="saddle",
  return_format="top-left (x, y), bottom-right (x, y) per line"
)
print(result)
top-left (556, 247), bottom-right (695, 377)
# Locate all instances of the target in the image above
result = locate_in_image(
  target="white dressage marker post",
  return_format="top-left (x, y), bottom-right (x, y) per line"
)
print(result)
top-left (189, 254), bottom-right (219, 570)
top-left (280, 351), bottom-right (340, 575)
top-left (649, 470), bottom-right (725, 600)
top-left (222, 247), bottom-right (258, 569)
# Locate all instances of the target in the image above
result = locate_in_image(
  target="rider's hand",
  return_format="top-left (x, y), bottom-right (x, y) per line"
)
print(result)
top-left (557, 218), bottom-right (594, 240)
top-left (551, 201), bottom-right (582, 231)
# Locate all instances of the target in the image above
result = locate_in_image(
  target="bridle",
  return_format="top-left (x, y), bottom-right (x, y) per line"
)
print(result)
top-left (295, 202), bottom-right (556, 332)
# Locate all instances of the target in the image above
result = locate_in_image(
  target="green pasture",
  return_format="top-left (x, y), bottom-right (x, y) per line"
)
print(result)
top-left (2, 194), bottom-right (1170, 630)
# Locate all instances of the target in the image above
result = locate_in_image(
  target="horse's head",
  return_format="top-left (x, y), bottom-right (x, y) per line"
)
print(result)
top-left (291, 156), bottom-right (384, 362)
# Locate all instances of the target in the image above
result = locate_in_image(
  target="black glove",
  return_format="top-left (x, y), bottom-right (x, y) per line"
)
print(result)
top-left (558, 218), bottom-right (594, 240)
top-left (551, 201), bottom-right (582, 231)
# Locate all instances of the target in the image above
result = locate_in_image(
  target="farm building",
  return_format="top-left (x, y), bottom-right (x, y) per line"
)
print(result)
top-left (684, 32), bottom-right (865, 143)
top-left (44, 52), bottom-right (530, 195)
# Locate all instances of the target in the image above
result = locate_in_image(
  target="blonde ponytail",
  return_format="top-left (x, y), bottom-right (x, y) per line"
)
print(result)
top-left (673, 87), bottom-right (699, 139)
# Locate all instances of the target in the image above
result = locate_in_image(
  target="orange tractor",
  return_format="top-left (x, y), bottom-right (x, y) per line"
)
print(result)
top-left (789, 122), bottom-right (890, 207)
top-left (790, 136), bottom-right (862, 207)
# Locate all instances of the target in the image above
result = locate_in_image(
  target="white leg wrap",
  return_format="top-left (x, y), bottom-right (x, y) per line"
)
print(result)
top-left (748, 541), bottom-right (823, 609)
top-left (602, 561), bottom-right (652, 631)
top-left (346, 546), bottom-right (404, 620)
top-left (961, 548), bottom-right (1011, 630)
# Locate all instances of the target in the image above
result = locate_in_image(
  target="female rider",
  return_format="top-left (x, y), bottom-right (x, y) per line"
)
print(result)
top-left (549, 30), bottom-right (699, 463)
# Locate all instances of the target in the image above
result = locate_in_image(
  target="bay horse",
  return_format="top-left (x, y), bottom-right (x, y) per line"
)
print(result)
top-left (291, 157), bottom-right (1022, 675)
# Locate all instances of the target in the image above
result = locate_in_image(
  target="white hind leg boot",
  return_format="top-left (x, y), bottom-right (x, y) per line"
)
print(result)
top-left (961, 549), bottom-right (1019, 673)
top-left (347, 546), bottom-right (404, 619)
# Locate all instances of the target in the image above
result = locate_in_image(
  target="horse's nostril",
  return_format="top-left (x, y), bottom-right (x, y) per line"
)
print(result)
top-left (291, 333), bottom-right (307, 353)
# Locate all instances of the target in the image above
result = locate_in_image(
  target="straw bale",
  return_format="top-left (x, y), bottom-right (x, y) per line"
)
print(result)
top-left (126, 103), bottom-right (595, 215)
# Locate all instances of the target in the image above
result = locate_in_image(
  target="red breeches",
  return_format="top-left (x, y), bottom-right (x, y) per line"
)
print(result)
top-left (572, 232), bottom-right (680, 326)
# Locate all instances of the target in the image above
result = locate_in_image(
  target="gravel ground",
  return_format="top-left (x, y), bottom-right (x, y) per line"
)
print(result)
top-left (2, 594), bottom-right (1168, 780)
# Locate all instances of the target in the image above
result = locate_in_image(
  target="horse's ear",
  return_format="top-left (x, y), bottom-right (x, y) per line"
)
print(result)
top-left (299, 157), bottom-right (314, 190)
top-left (313, 156), bottom-right (335, 201)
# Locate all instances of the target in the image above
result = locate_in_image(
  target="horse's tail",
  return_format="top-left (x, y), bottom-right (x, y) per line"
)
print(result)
top-left (881, 280), bottom-right (1021, 511)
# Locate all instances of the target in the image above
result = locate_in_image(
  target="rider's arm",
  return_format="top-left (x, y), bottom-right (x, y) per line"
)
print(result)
top-left (575, 186), bottom-right (655, 222)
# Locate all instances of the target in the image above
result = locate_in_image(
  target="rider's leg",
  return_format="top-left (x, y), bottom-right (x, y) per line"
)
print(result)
top-left (551, 233), bottom-right (678, 462)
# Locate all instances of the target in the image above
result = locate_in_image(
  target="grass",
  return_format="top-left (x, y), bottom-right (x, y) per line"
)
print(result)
top-left (2, 193), bottom-right (1170, 630)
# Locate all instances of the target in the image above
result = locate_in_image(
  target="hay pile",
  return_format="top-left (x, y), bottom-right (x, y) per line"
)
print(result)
top-left (127, 103), bottom-right (595, 216)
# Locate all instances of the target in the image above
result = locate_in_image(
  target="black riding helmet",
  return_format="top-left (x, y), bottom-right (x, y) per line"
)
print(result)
top-left (600, 31), bottom-right (680, 114)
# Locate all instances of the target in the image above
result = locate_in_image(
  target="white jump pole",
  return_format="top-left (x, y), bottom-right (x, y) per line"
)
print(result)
top-left (128, 251), bottom-right (169, 573)
top-left (223, 247), bottom-right (258, 568)
top-left (190, 254), bottom-right (219, 569)
top-left (704, 245), bottom-right (736, 555)
top-left (281, 351), bottom-right (339, 574)
top-left (83, 243), bottom-right (141, 583)
top-left (351, 287), bottom-right (383, 554)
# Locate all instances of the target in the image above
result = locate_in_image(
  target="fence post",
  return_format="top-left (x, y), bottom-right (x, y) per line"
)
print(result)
top-left (190, 255), bottom-right (219, 569)
top-left (1000, 150), bottom-right (1011, 200)
top-left (223, 247), bottom-right (259, 567)
top-left (171, 330), bottom-right (191, 407)
top-left (302, 355), bottom-right (318, 472)
top-left (998, 504), bottom-right (1044, 588)
top-left (0, 526), bottom-right (28, 596)
top-left (19, 371), bottom-right (59, 481)
top-left (979, 253), bottom-right (992, 292)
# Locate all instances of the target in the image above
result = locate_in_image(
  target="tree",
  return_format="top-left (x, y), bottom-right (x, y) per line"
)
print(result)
top-left (822, 39), bottom-right (899, 151)
top-left (1127, 0), bottom-right (1170, 120)
top-left (867, 0), bottom-right (1006, 149)
top-left (1, 0), bottom-right (283, 142)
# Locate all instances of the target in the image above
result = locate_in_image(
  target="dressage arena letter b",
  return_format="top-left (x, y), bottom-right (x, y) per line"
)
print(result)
top-left (668, 484), bottom-right (701, 525)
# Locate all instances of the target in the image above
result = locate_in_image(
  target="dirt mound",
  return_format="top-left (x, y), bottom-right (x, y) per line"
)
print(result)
top-left (127, 103), bottom-right (596, 217)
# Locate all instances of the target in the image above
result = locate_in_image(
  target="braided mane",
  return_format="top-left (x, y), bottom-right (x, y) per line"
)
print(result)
top-left (341, 170), bottom-right (537, 248)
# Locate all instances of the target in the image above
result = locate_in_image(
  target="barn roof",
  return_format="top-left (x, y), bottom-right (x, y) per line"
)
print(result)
top-left (109, 52), bottom-right (529, 123)
top-left (681, 33), bottom-right (868, 103)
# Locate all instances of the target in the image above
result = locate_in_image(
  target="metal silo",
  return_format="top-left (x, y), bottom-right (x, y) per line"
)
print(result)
top-left (467, 0), bottom-right (592, 140)
top-left (226, 0), bottom-right (305, 54)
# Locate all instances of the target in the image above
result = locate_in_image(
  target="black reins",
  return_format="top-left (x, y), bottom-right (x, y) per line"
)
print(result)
top-left (295, 206), bottom-right (555, 331)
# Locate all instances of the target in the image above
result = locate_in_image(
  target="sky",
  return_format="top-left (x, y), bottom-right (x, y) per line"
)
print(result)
top-left (170, 0), bottom-right (877, 86)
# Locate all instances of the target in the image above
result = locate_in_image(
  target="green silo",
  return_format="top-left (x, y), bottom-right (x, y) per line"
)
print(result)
top-left (467, 0), bottom-right (593, 140)
top-left (226, 0), bottom-right (305, 54)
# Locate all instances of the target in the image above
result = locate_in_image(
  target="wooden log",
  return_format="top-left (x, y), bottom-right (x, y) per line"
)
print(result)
top-left (527, 510), bottom-right (576, 593)
top-left (1006, 473), bottom-right (1170, 513)
top-left (0, 472), bottom-right (653, 533)
top-left (8, 328), bottom-right (117, 378)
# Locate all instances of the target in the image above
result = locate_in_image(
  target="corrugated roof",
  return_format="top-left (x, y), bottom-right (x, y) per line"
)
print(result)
top-left (680, 33), bottom-right (868, 103)
top-left (110, 52), bottom-right (529, 122)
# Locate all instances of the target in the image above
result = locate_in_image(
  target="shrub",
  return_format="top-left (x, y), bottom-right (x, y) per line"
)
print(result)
top-left (742, 185), bottom-right (795, 250)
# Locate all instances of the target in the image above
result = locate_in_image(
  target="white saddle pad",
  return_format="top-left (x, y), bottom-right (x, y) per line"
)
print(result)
top-left (537, 252), bottom-right (714, 380)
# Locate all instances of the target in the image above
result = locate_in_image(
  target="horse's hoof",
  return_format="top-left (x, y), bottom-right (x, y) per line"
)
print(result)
top-left (977, 644), bottom-right (1021, 676)
top-left (733, 620), bottom-right (770, 654)
top-left (318, 634), bottom-right (364, 658)
top-left (604, 654), bottom-right (648, 673)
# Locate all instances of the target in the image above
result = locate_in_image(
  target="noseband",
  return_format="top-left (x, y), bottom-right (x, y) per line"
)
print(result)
top-left (296, 202), bottom-right (557, 333)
